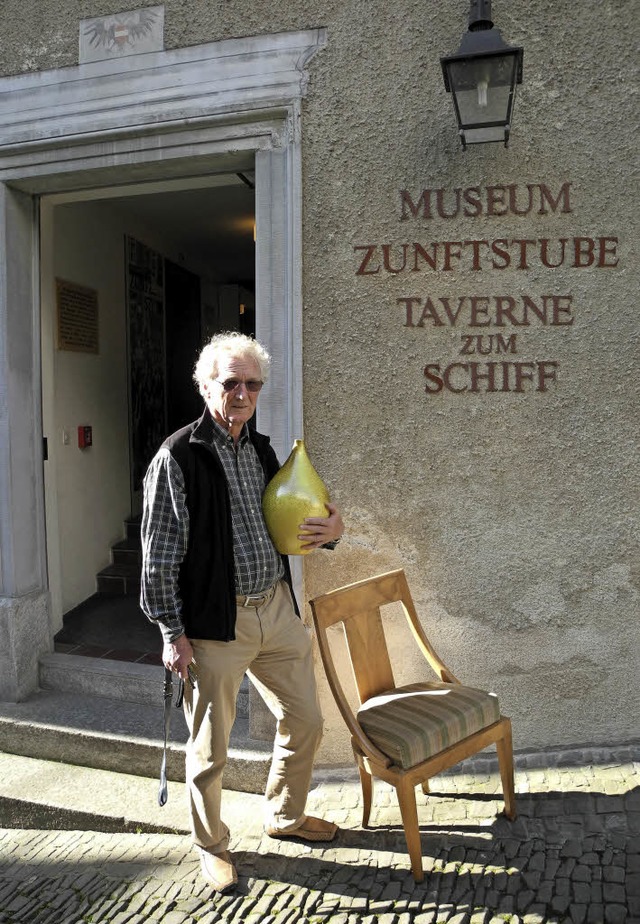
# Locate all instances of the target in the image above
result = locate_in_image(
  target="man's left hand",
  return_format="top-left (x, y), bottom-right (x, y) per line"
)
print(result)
top-left (298, 503), bottom-right (344, 550)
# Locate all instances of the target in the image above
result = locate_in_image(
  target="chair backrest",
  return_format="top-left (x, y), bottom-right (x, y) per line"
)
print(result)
top-left (310, 568), bottom-right (457, 708)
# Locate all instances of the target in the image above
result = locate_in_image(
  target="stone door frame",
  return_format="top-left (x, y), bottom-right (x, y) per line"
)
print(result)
top-left (0, 28), bottom-right (327, 700)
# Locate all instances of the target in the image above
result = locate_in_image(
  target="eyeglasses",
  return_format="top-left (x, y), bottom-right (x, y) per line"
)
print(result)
top-left (215, 378), bottom-right (264, 394)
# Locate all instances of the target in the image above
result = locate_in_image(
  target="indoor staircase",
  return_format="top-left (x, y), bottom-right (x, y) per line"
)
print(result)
top-left (96, 516), bottom-right (142, 596)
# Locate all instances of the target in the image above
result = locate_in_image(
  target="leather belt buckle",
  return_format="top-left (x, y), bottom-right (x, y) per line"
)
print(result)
top-left (237, 583), bottom-right (277, 608)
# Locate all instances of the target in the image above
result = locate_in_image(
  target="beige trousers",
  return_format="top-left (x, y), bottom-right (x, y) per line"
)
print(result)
top-left (182, 580), bottom-right (324, 853)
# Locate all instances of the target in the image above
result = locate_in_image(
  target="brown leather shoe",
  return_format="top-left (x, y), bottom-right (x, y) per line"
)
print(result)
top-left (266, 815), bottom-right (339, 843)
top-left (198, 848), bottom-right (238, 893)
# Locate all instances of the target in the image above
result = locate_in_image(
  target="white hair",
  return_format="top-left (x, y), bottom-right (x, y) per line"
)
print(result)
top-left (193, 332), bottom-right (271, 396)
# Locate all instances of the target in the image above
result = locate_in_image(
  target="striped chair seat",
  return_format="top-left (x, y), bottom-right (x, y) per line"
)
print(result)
top-left (357, 681), bottom-right (501, 770)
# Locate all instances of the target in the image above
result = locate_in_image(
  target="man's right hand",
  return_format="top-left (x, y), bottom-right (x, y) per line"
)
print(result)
top-left (163, 633), bottom-right (194, 680)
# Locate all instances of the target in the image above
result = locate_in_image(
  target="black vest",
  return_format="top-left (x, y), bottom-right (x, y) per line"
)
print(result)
top-left (162, 408), bottom-right (297, 641)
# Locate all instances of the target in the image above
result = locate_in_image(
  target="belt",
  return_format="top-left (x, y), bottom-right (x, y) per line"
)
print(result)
top-left (236, 582), bottom-right (278, 608)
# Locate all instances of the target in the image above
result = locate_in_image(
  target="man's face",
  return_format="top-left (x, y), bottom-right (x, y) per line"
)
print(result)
top-left (203, 353), bottom-right (263, 431)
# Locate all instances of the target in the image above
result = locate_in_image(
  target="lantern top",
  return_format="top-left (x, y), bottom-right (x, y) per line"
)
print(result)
top-left (468, 0), bottom-right (493, 31)
top-left (440, 1), bottom-right (523, 148)
top-left (441, 26), bottom-right (523, 94)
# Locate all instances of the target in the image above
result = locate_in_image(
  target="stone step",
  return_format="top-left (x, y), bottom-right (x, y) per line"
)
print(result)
top-left (125, 516), bottom-right (142, 543)
top-left (0, 688), bottom-right (271, 793)
top-left (0, 751), bottom-right (191, 833)
top-left (112, 539), bottom-right (142, 566)
top-left (41, 652), bottom-right (165, 705)
top-left (40, 651), bottom-right (249, 716)
top-left (0, 751), bottom-right (265, 835)
top-left (96, 562), bottom-right (141, 595)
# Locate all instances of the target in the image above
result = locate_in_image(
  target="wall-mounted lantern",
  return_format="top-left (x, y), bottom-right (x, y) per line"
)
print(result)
top-left (440, 0), bottom-right (523, 149)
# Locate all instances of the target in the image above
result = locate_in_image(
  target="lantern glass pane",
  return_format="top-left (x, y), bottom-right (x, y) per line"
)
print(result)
top-left (453, 81), bottom-right (512, 126)
top-left (447, 53), bottom-right (517, 128)
top-left (461, 124), bottom-right (507, 145)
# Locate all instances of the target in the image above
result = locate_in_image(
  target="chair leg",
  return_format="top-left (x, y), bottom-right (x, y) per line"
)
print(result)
top-left (496, 719), bottom-right (517, 821)
top-left (396, 778), bottom-right (424, 883)
top-left (421, 779), bottom-right (430, 795)
top-left (358, 763), bottom-right (373, 826)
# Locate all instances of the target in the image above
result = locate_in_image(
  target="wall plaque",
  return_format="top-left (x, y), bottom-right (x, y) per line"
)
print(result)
top-left (56, 278), bottom-right (99, 354)
top-left (80, 6), bottom-right (164, 64)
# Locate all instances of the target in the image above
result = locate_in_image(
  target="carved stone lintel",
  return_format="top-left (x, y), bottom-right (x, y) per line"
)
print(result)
top-left (0, 29), bottom-right (328, 156)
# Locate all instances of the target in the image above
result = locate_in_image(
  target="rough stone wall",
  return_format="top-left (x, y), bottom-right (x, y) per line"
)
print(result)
top-left (300, 0), bottom-right (639, 763)
top-left (1, 1), bottom-right (637, 762)
top-left (299, 0), bottom-right (639, 763)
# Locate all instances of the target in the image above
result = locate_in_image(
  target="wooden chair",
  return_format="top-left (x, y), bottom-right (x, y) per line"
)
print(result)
top-left (309, 568), bottom-right (516, 882)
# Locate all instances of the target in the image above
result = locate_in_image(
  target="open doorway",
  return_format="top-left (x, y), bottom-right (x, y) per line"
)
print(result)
top-left (0, 28), bottom-right (320, 703)
top-left (41, 170), bottom-right (256, 659)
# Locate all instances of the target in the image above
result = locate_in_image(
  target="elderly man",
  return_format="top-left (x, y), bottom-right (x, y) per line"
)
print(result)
top-left (140, 332), bottom-right (343, 894)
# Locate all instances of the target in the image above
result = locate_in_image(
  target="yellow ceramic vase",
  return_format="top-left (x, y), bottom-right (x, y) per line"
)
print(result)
top-left (262, 439), bottom-right (330, 555)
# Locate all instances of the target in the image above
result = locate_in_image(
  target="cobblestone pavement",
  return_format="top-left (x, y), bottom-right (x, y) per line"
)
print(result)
top-left (0, 754), bottom-right (638, 924)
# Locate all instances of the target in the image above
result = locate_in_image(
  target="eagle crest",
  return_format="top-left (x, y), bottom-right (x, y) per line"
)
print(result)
top-left (84, 8), bottom-right (159, 53)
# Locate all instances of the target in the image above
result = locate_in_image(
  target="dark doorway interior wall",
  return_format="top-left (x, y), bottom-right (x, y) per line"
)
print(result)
top-left (165, 259), bottom-right (202, 433)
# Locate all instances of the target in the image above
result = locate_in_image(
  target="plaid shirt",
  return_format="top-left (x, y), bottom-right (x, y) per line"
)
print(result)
top-left (209, 419), bottom-right (283, 593)
top-left (140, 420), bottom-right (283, 643)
